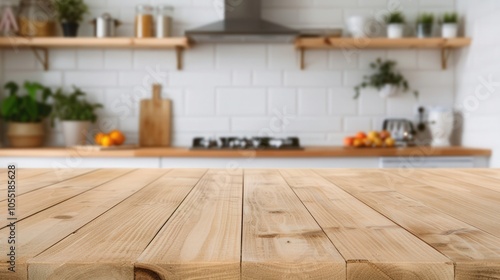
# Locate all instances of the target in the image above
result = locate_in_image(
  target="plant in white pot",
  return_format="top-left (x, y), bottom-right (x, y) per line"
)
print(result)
top-left (0, 81), bottom-right (52, 148)
top-left (385, 11), bottom-right (405, 38)
top-left (51, 87), bottom-right (102, 147)
top-left (441, 12), bottom-right (458, 38)
top-left (354, 58), bottom-right (418, 99)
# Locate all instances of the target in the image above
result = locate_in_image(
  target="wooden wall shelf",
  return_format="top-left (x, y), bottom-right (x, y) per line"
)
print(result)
top-left (295, 37), bottom-right (472, 70)
top-left (0, 37), bottom-right (191, 70)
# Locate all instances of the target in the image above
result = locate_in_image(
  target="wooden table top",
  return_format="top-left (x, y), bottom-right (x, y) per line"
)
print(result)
top-left (0, 146), bottom-right (492, 158)
top-left (2, 168), bottom-right (500, 279)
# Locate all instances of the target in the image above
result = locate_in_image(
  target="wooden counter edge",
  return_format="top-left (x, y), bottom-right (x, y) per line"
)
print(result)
top-left (0, 146), bottom-right (492, 158)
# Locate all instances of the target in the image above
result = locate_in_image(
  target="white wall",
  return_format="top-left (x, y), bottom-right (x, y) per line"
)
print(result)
top-left (2, 0), bottom-right (457, 147)
top-left (455, 0), bottom-right (500, 167)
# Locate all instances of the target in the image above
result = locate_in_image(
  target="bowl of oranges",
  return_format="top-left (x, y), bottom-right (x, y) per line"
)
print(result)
top-left (344, 130), bottom-right (395, 148)
top-left (94, 130), bottom-right (126, 147)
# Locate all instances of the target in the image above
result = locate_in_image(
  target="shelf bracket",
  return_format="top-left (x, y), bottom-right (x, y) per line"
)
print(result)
top-left (299, 47), bottom-right (305, 70)
top-left (176, 47), bottom-right (183, 70)
top-left (441, 47), bottom-right (451, 70)
top-left (31, 47), bottom-right (49, 71)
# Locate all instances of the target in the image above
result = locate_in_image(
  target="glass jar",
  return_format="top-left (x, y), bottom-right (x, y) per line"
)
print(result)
top-left (155, 6), bottom-right (173, 38)
top-left (18, 0), bottom-right (56, 37)
top-left (135, 5), bottom-right (154, 38)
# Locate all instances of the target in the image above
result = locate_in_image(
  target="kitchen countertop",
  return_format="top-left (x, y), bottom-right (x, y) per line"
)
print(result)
top-left (3, 168), bottom-right (500, 279)
top-left (0, 146), bottom-right (492, 158)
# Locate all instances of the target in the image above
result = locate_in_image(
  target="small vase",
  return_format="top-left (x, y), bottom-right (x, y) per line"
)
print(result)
top-left (441, 23), bottom-right (458, 38)
top-left (387, 24), bottom-right (404, 38)
top-left (7, 122), bottom-right (45, 148)
top-left (61, 22), bottom-right (79, 37)
top-left (379, 84), bottom-right (399, 98)
top-left (417, 23), bottom-right (433, 38)
top-left (62, 121), bottom-right (91, 146)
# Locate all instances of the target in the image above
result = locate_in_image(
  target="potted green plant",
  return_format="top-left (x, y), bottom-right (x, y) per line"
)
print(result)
top-left (417, 13), bottom-right (434, 38)
top-left (53, 0), bottom-right (89, 37)
top-left (385, 11), bottom-right (405, 38)
top-left (0, 81), bottom-right (52, 148)
top-left (51, 87), bottom-right (102, 146)
top-left (441, 12), bottom-right (459, 38)
top-left (354, 58), bottom-right (418, 99)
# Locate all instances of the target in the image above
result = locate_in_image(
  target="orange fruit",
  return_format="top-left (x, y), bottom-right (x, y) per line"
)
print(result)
top-left (100, 135), bottom-right (114, 147)
top-left (344, 137), bottom-right (355, 147)
top-left (109, 130), bottom-right (126, 146)
top-left (353, 138), bottom-right (364, 148)
top-left (94, 133), bottom-right (105, 145)
top-left (355, 132), bottom-right (367, 139)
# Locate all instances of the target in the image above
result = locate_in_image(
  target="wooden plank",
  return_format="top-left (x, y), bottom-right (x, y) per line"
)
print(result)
top-left (27, 169), bottom-right (207, 280)
top-left (0, 169), bottom-right (53, 190)
top-left (425, 169), bottom-right (500, 193)
top-left (456, 169), bottom-right (500, 181)
top-left (280, 169), bottom-right (454, 280)
top-left (242, 169), bottom-right (346, 280)
top-left (136, 169), bottom-right (242, 280)
top-left (388, 169), bottom-right (500, 237)
top-left (318, 170), bottom-right (500, 280)
top-left (0, 169), bottom-right (169, 280)
top-left (295, 37), bottom-right (472, 49)
top-left (0, 169), bottom-right (131, 228)
top-left (0, 37), bottom-right (190, 49)
top-left (0, 169), bottom-right (94, 198)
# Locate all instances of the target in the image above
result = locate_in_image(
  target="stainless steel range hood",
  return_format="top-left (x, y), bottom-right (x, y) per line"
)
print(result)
top-left (185, 0), bottom-right (298, 43)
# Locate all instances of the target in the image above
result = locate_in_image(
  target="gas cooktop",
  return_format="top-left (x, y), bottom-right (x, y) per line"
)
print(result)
top-left (191, 137), bottom-right (303, 150)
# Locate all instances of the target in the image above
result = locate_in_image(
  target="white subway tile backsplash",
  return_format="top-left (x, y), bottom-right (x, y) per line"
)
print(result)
top-left (217, 88), bottom-right (267, 116)
top-left (49, 50), bottom-right (77, 70)
top-left (359, 88), bottom-right (387, 115)
top-left (417, 49), bottom-right (447, 70)
top-left (303, 50), bottom-right (329, 70)
top-left (358, 50), bottom-right (387, 69)
top-left (5, 71), bottom-right (62, 87)
top-left (77, 50), bottom-right (104, 70)
top-left (232, 71), bottom-right (252, 86)
top-left (184, 44), bottom-right (215, 70)
top-left (269, 88), bottom-right (297, 115)
top-left (329, 88), bottom-right (358, 115)
top-left (253, 71), bottom-right (282, 86)
top-left (268, 45), bottom-right (297, 70)
top-left (4, 50), bottom-right (36, 70)
top-left (170, 72), bottom-right (231, 86)
top-left (231, 118), bottom-right (286, 133)
top-left (298, 88), bottom-right (328, 116)
top-left (216, 45), bottom-right (267, 70)
top-left (105, 50), bottom-right (133, 70)
top-left (65, 72), bottom-right (117, 87)
top-left (285, 71), bottom-right (342, 86)
top-left (185, 88), bottom-right (215, 116)
top-left (285, 117), bottom-right (342, 133)
top-left (344, 117), bottom-right (372, 133)
top-left (133, 50), bottom-right (176, 70)
top-left (174, 118), bottom-right (230, 132)
top-left (387, 93), bottom-right (418, 116)
top-left (387, 50), bottom-right (418, 69)
top-left (329, 50), bottom-right (358, 70)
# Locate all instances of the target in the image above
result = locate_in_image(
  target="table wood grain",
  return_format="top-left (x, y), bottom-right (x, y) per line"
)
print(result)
top-left (1, 168), bottom-right (500, 279)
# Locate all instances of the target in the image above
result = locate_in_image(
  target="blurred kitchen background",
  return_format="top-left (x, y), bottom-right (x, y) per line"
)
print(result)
top-left (0, 0), bottom-right (498, 168)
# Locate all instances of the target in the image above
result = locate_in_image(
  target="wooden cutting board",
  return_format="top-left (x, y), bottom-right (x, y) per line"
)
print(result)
top-left (139, 84), bottom-right (172, 147)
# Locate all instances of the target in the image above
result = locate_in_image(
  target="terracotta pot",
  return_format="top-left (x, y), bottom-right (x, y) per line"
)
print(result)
top-left (61, 121), bottom-right (91, 146)
top-left (7, 122), bottom-right (45, 148)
